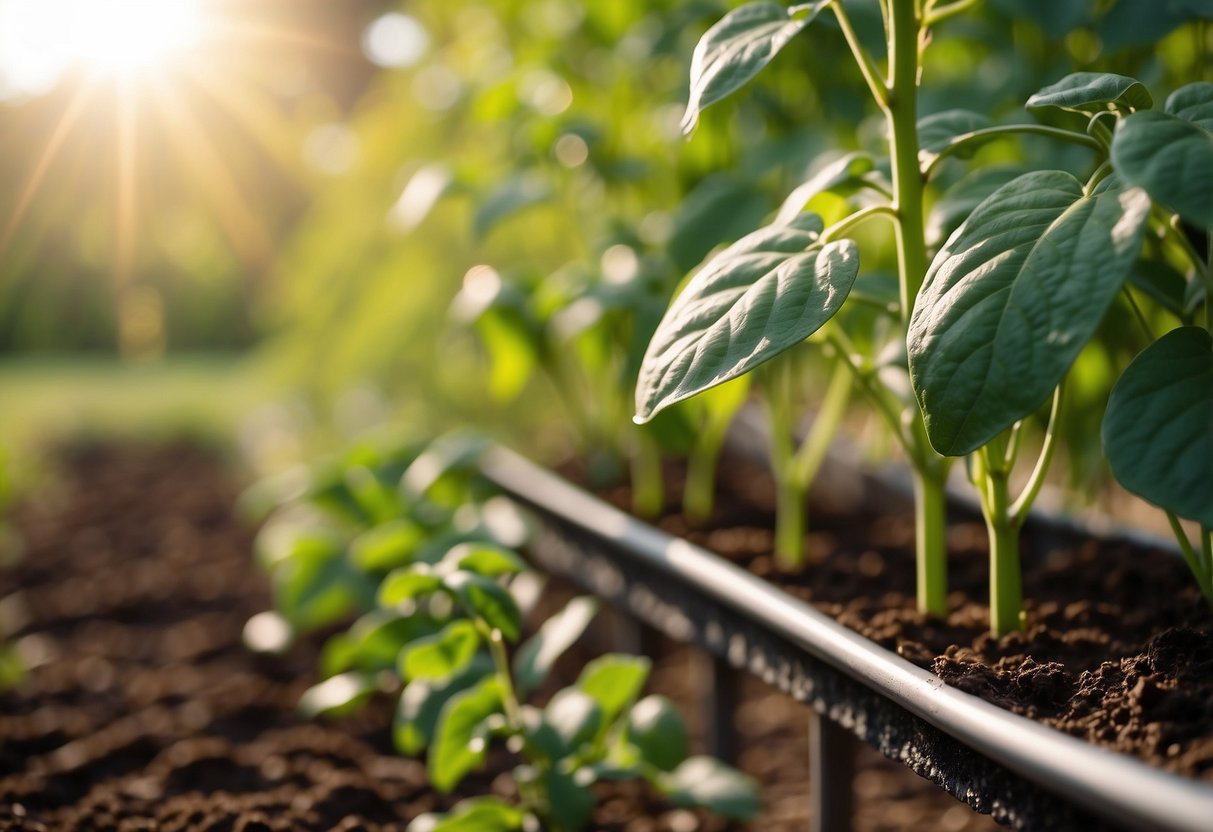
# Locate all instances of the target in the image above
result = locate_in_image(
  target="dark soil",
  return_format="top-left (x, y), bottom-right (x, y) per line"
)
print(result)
top-left (0, 444), bottom-right (998, 831)
top-left (591, 456), bottom-right (1213, 783)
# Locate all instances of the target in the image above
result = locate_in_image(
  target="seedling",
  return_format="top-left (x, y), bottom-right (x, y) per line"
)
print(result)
top-left (250, 434), bottom-right (759, 830)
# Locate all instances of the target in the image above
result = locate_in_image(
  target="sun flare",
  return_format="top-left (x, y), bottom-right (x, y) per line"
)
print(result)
top-left (0, 0), bottom-right (205, 95)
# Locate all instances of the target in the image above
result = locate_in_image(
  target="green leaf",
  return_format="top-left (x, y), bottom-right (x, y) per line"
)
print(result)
top-left (917, 109), bottom-right (993, 158)
top-left (411, 798), bottom-right (526, 832)
top-left (1112, 111), bottom-right (1213, 227)
top-left (634, 213), bottom-right (858, 423)
top-left (1128, 260), bottom-right (1191, 319)
top-left (399, 620), bottom-right (483, 683)
top-left (513, 596), bottom-right (599, 696)
top-left (908, 171), bottom-right (1151, 455)
top-left (668, 174), bottom-right (772, 272)
top-left (441, 543), bottom-right (528, 578)
top-left (1026, 72), bottom-right (1152, 115)
top-left (321, 610), bottom-right (442, 675)
top-left (429, 676), bottom-right (504, 792)
top-left (395, 655), bottom-right (493, 756)
top-left (1102, 327), bottom-right (1213, 527)
top-left (379, 565), bottom-right (445, 608)
top-left (773, 152), bottom-right (877, 226)
top-left (576, 654), bottom-right (650, 726)
top-left (627, 695), bottom-right (689, 772)
top-left (681, 2), bottom-right (824, 134)
top-left (926, 166), bottom-right (1025, 250)
top-left (445, 571), bottom-right (522, 641)
top-left (659, 756), bottom-right (761, 820)
top-left (298, 671), bottom-right (379, 719)
top-left (349, 520), bottom-right (427, 572)
top-left (542, 769), bottom-right (596, 831)
top-left (544, 688), bottom-right (604, 753)
top-left (1166, 82), bottom-right (1213, 131)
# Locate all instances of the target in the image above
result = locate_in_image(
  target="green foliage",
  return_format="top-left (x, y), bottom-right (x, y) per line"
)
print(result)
top-left (1103, 327), bottom-right (1213, 529)
top-left (250, 434), bottom-right (758, 830)
top-left (634, 213), bottom-right (858, 422)
top-left (681, 1), bottom-right (824, 134)
top-left (909, 172), bottom-right (1151, 456)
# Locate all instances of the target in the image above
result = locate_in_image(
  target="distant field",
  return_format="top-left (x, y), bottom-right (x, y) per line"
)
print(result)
top-left (1, 355), bottom-right (279, 487)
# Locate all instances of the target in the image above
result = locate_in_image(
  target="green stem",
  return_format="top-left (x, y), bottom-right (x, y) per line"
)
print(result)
top-left (1121, 286), bottom-right (1155, 340)
top-left (683, 429), bottom-right (724, 524)
top-left (914, 468), bottom-right (949, 617)
top-left (830, 0), bottom-right (889, 107)
top-left (923, 124), bottom-right (1103, 179)
top-left (924, 0), bottom-right (980, 27)
top-left (976, 444), bottom-right (1023, 636)
top-left (791, 360), bottom-right (852, 486)
top-left (762, 364), bottom-right (806, 568)
top-left (774, 472), bottom-right (807, 570)
top-left (1167, 513), bottom-right (1213, 604)
top-left (630, 428), bottom-right (664, 518)
top-left (886, 0), bottom-right (928, 319)
top-left (826, 329), bottom-right (919, 462)
top-left (1008, 379), bottom-right (1064, 521)
top-left (820, 203), bottom-right (898, 243)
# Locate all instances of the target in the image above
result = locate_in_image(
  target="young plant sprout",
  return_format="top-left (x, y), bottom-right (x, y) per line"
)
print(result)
top-left (250, 434), bottom-right (758, 830)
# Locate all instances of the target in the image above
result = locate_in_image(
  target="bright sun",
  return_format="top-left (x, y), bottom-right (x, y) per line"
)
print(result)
top-left (0, 0), bottom-right (205, 96)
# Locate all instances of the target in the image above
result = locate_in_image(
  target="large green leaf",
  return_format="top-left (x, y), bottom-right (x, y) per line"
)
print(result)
top-left (909, 171), bottom-right (1151, 455)
top-left (1166, 82), bottom-right (1213, 131)
top-left (429, 676), bottom-right (503, 792)
top-left (1102, 327), bottom-right (1213, 527)
top-left (1026, 72), bottom-right (1152, 115)
top-left (659, 756), bottom-right (761, 820)
top-left (513, 596), bottom-right (599, 696)
top-left (634, 213), bottom-right (858, 423)
top-left (1113, 110), bottom-right (1213, 227)
top-left (681, 2), bottom-right (824, 134)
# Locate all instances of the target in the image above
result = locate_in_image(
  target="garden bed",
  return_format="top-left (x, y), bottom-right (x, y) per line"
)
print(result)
top-left (482, 444), bottom-right (1213, 831)
top-left (0, 444), bottom-right (998, 831)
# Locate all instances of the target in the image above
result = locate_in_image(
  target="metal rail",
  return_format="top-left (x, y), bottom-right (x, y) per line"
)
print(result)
top-left (480, 444), bottom-right (1213, 832)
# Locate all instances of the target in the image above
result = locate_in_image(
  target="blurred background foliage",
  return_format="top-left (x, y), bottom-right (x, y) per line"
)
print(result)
top-left (1, 0), bottom-right (1209, 486)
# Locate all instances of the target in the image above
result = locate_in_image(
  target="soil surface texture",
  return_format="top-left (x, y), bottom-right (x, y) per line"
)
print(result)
top-left (591, 456), bottom-right (1213, 783)
top-left (0, 444), bottom-right (998, 831)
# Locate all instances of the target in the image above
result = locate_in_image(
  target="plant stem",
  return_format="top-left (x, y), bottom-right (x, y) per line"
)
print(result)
top-left (791, 360), bottom-right (852, 487)
top-left (629, 428), bottom-right (664, 518)
top-left (762, 361), bottom-right (806, 568)
top-left (914, 468), bottom-right (948, 616)
top-left (830, 1), bottom-right (889, 108)
top-left (1167, 513), bottom-right (1213, 605)
top-left (820, 203), bottom-right (898, 243)
top-left (923, 124), bottom-right (1103, 178)
top-left (683, 429), bottom-right (724, 524)
top-left (1008, 379), bottom-right (1064, 520)
top-left (886, 1), bottom-right (928, 319)
top-left (774, 471), bottom-right (808, 570)
top-left (885, 1), bottom-right (951, 618)
top-left (984, 464), bottom-right (1023, 638)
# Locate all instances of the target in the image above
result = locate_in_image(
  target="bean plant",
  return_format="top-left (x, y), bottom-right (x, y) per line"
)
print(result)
top-left (634, 1), bottom-right (1212, 634)
top-left (247, 434), bottom-right (758, 830)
